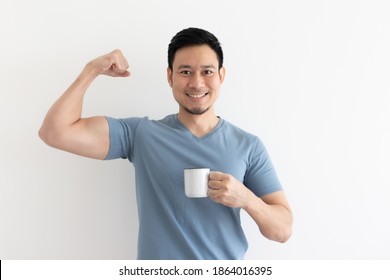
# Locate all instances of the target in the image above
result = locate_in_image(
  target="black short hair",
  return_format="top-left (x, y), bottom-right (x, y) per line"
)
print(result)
top-left (168, 27), bottom-right (223, 70)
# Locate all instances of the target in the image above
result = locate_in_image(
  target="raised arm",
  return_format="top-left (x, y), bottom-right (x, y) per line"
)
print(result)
top-left (39, 49), bottom-right (130, 159)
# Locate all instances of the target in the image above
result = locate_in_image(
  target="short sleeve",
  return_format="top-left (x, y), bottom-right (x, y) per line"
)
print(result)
top-left (244, 138), bottom-right (283, 197)
top-left (104, 116), bottom-right (143, 162)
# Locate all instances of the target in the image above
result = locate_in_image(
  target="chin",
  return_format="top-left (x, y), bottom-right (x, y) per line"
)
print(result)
top-left (184, 106), bottom-right (210, 115)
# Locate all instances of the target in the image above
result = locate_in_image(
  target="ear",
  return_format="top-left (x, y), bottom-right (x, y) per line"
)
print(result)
top-left (167, 67), bottom-right (173, 87)
top-left (219, 66), bottom-right (226, 83)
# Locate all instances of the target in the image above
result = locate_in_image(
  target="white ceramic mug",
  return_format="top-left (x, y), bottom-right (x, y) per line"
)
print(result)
top-left (184, 168), bottom-right (210, 198)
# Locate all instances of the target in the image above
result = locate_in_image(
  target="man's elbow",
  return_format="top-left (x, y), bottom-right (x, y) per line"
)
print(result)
top-left (275, 210), bottom-right (293, 243)
top-left (38, 125), bottom-right (63, 148)
top-left (275, 228), bottom-right (292, 243)
top-left (262, 221), bottom-right (293, 243)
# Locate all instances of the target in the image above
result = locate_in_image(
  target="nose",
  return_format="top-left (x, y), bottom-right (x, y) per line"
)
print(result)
top-left (188, 72), bottom-right (205, 89)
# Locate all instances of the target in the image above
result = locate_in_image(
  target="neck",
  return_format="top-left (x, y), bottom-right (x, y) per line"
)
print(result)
top-left (177, 107), bottom-right (219, 138)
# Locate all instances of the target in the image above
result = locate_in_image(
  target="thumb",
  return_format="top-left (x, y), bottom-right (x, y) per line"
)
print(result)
top-left (118, 70), bottom-right (131, 77)
top-left (110, 63), bottom-right (131, 77)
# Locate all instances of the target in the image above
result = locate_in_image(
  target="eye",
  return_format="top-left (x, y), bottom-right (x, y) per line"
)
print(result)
top-left (204, 70), bottom-right (214, 75)
top-left (180, 70), bottom-right (191, 75)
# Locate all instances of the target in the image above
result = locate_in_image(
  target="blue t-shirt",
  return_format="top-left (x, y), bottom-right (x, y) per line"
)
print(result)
top-left (105, 114), bottom-right (282, 259)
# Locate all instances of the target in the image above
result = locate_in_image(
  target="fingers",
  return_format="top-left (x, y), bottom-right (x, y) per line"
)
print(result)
top-left (208, 179), bottom-right (223, 190)
top-left (208, 171), bottom-right (225, 181)
top-left (207, 172), bottom-right (248, 208)
top-left (208, 171), bottom-right (232, 191)
top-left (106, 49), bottom-right (130, 77)
top-left (109, 49), bottom-right (130, 76)
top-left (207, 182), bottom-right (233, 207)
top-left (92, 49), bottom-right (131, 77)
top-left (208, 171), bottom-right (223, 190)
top-left (111, 64), bottom-right (131, 77)
top-left (208, 171), bottom-right (233, 185)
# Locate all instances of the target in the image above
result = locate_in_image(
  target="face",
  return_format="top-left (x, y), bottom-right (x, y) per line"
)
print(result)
top-left (167, 45), bottom-right (225, 116)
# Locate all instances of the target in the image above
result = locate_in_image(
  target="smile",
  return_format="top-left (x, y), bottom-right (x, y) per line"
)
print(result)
top-left (186, 93), bottom-right (208, 98)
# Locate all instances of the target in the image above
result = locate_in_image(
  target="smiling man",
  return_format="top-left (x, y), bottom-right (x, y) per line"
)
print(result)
top-left (39, 27), bottom-right (293, 260)
top-left (169, 45), bottom-right (223, 116)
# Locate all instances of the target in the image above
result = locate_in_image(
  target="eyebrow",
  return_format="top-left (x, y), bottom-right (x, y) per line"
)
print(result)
top-left (177, 65), bottom-right (217, 70)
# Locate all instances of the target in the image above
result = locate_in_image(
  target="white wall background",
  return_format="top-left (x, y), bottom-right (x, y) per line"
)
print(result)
top-left (1, 0), bottom-right (389, 259)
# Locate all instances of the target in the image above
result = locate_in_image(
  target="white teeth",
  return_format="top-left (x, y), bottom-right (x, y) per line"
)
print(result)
top-left (187, 93), bottom-right (207, 98)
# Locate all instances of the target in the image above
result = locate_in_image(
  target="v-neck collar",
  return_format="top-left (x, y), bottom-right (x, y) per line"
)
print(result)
top-left (172, 114), bottom-right (224, 141)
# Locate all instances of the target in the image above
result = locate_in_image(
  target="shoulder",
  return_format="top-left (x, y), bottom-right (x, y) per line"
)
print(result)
top-left (221, 118), bottom-right (263, 147)
top-left (107, 115), bottom-right (181, 138)
top-left (106, 116), bottom-right (146, 127)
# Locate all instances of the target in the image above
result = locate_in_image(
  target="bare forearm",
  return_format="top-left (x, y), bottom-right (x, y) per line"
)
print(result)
top-left (39, 50), bottom-right (130, 159)
top-left (244, 192), bottom-right (293, 243)
top-left (40, 64), bottom-right (98, 136)
top-left (208, 172), bottom-right (293, 242)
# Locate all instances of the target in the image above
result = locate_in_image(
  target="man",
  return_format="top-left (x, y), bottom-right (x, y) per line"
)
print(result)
top-left (39, 27), bottom-right (293, 259)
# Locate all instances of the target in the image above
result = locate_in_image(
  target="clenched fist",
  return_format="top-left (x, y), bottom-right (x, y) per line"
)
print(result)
top-left (87, 49), bottom-right (130, 77)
